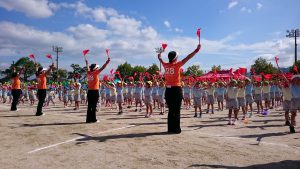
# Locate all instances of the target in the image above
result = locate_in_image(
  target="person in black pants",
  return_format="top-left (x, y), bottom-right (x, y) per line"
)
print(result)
top-left (35, 64), bottom-right (54, 116)
top-left (36, 89), bottom-right (47, 115)
top-left (85, 57), bottom-right (110, 123)
top-left (86, 90), bottom-right (99, 122)
top-left (158, 44), bottom-right (201, 134)
top-left (10, 67), bottom-right (23, 111)
top-left (165, 87), bottom-right (183, 133)
top-left (11, 89), bottom-right (22, 111)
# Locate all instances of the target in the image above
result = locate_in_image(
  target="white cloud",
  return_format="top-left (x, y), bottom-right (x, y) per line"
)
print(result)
top-left (164, 21), bottom-right (171, 28)
top-left (257, 3), bottom-right (263, 10)
top-left (241, 7), bottom-right (252, 13)
top-left (175, 28), bottom-right (183, 33)
top-left (0, 0), bottom-right (54, 18)
top-left (0, 1), bottom-right (295, 72)
top-left (228, 1), bottom-right (238, 9)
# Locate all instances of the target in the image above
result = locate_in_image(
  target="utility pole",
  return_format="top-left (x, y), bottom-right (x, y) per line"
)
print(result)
top-left (286, 29), bottom-right (299, 65)
top-left (52, 46), bottom-right (63, 81)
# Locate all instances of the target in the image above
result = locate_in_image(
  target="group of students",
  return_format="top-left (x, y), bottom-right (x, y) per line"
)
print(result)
top-left (1, 43), bottom-right (300, 134)
top-left (1, 71), bottom-right (299, 133)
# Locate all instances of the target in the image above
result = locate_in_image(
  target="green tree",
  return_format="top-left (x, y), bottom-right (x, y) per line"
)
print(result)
top-left (57, 69), bottom-right (68, 81)
top-left (132, 65), bottom-right (147, 74)
top-left (116, 62), bottom-right (133, 78)
top-left (147, 63), bottom-right (159, 75)
top-left (211, 65), bottom-right (221, 72)
top-left (251, 57), bottom-right (278, 75)
top-left (184, 65), bottom-right (203, 76)
top-left (68, 64), bottom-right (86, 81)
top-left (0, 57), bottom-right (40, 82)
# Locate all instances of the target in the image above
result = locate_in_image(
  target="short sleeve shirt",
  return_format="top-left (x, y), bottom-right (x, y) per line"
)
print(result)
top-left (162, 61), bottom-right (183, 86)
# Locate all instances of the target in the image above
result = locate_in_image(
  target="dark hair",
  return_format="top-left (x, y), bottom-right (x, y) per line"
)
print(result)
top-left (36, 66), bottom-right (43, 76)
top-left (168, 51), bottom-right (177, 63)
top-left (11, 72), bottom-right (18, 78)
top-left (89, 64), bottom-right (96, 71)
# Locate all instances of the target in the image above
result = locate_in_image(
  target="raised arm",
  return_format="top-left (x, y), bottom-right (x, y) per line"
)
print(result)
top-left (99, 57), bottom-right (110, 72)
top-left (46, 63), bottom-right (55, 75)
top-left (181, 44), bottom-right (201, 65)
top-left (157, 53), bottom-right (166, 65)
top-left (85, 59), bottom-right (90, 72)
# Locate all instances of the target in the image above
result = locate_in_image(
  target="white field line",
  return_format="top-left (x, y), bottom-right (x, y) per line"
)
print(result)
top-left (195, 132), bottom-right (300, 151)
top-left (27, 125), bottom-right (136, 154)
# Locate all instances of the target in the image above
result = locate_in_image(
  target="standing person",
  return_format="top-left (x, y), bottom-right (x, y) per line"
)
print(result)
top-left (158, 81), bottom-right (166, 115)
top-left (157, 44), bottom-right (201, 134)
top-left (116, 81), bottom-right (124, 114)
top-left (11, 67), bottom-right (23, 111)
top-left (254, 81), bottom-right (263, 114)
top-left (206, 82), bottom-right (215, 114)
top-left (35, 63), bottom-right (55, 116)
top-left (280, 80), bottom-right (292, 126)
top-left (289, 75), bottom-right (300, 133)
top-left (85, 57), bottom-right (110, 123)
top-left (144, 81), bottom-right (153, 117)
top-left (237, 81), bottom-right (247, 120)
top-left (245, 78), bottom-right (254, 118)
top-left (216, 82), bottom-right (226, 111)
top-left (193, 81), bottom-right (203, 118)
top-left (74, 82), bottom-right (81, 110)
top-left (262, 81), bottom-right (271, 115)
top-left (226, 79), bottom-right (239, 125)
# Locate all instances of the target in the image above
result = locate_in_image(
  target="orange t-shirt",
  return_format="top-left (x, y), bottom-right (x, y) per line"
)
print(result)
top-left (37, 73), bottom-right (47, 89)
top-left (11, 76), bottom-right (21, 90)
top-left (87, 70), bottom-right (101, 90)
top-left (162, 61), bottom-right (183, 86)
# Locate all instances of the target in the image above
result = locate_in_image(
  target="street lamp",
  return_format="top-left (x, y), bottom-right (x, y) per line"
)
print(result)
top-left (52, 46), bottom-right (63, 80)
top-left (286, 29), bottom-right (299, 65)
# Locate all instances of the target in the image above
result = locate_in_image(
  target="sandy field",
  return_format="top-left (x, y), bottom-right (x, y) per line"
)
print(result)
top-left (0, 101), bottom-right (300, 169)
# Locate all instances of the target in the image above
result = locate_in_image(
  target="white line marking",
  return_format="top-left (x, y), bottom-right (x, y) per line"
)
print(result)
top-left (195, 132), bottom-right (300, 150)
top-left (28, 125), bottom-right (136, 154)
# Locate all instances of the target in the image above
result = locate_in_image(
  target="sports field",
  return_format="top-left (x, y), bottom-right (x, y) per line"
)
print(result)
top-left (0, 103), bottom-right (299, 169)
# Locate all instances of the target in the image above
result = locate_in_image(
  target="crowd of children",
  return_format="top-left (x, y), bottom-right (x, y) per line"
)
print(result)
top-left (0, 74), bottom-right (299, 133)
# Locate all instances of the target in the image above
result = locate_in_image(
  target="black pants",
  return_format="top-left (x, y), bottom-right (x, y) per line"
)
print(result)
top-left (87, 90), bottom-right (99, 123)
top-left (11, 89), bottom-right (22, 111)
top-left (36, 89), bottom-right (46, 115)
top-left (165, 87), bottom-right (183, 133)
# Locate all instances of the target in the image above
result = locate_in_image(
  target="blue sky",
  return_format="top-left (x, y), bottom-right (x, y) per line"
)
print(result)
top-left (0, 0), bottom-right (299, 73)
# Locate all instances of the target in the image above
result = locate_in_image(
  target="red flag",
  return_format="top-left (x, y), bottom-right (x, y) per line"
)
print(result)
top-left (103, 75), bottom-right (108, 81)
top-left (238, 68), bottom-right (247, 75)
top-left (293, 65), bottom-right (299, 74)
top-left (29, 54), bottom-right (35, 59)
top-left (162, 43), bottom-right (167, 50)
top-left (144, 72), bottom-right (151, 80)
top-left (110, 69), bottom-right (114, 75)
top-left (264, 74), bottom-right (272, 80)
top-left (133, 72), bottom-right (138, 77)
top-left (45, 54), bottom-right (52, 60)
top-left (106, 49), bottom-right (110, 57)
top-left (251, 68), bottom-right (256, 75)
top-left (196, 28), bottom-right (201, 38)
top-left (196, 28), bottom-right (201, 44)
top-left (275, 56), bottom-right (279, 66)
top-left (82, 49), bottom-right (89, 56)
top-left (114, 71), bottom-right (120, 75)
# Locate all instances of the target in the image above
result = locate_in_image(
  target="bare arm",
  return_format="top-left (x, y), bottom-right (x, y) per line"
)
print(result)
top-left (99, 58), bottom-right (110, 72)
top-left (85, 59), bottom-right (90, 72)
top-left (157, 53), bottom-right (166, 65)
top-left (181, 44), bottom-right (201, 65)
top-left (46, 63), bottom-right (55, 75)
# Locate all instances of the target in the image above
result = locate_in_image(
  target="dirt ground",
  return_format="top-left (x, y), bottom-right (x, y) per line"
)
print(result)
top-left (0, 101), bottom-right (300, 169)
